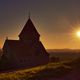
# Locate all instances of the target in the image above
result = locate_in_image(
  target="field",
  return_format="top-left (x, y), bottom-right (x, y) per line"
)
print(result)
top-left (0, 50), bottom-right (80, 80)
top-left (0, 61), bottom-right (72, 80)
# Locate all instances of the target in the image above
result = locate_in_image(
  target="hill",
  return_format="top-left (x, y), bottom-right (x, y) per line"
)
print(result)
top-left (48, 49), bottom-right (80, 62)
top-left (0, 49), bottom-right (80, 80)
top-left (0, 59), bottom-right (80, 80)
top-left (0, 62), bottom-right (71, 80)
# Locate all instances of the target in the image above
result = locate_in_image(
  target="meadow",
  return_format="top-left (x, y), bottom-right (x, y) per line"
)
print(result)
top-left (0, 50), bottom-right (80, 80)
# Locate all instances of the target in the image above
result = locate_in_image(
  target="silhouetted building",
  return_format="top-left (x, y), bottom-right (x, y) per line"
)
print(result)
top-left (1, 17), bottom-right (49, 70)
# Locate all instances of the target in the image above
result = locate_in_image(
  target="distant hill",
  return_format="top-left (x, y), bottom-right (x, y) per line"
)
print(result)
top-left (47, 49), bottom-right (80, 53)
top-left (47, 49), bottom-right (80, 62)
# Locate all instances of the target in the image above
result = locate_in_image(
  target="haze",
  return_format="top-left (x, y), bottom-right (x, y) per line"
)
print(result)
top-left (0, 0), bottom-right (80, 49)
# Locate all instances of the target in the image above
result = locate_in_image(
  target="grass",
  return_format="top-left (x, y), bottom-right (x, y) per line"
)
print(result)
top-left (0, 62), bottom-right (72, 80)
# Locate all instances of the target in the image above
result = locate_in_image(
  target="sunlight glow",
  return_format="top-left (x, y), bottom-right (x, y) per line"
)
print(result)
top-left (76, 31), bottom-right (80, 37)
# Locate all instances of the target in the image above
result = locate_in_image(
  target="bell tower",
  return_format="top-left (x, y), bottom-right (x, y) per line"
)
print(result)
top-left (19, 18), bottom-right (40, 45)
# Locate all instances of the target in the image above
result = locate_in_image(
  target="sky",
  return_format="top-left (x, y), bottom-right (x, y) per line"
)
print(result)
top-left (0, 0), bottom-right (80, 49)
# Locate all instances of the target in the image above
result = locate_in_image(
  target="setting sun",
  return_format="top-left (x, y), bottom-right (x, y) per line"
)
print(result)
top-left (76, 31), bottom-right (80, 37)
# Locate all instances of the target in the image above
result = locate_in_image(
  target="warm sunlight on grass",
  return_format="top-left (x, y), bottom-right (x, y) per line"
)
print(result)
top-left (0, 62), bottom-right (71, 80)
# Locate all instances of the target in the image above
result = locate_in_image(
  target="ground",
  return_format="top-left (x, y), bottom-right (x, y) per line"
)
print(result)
top-left (0, 59), bottom-right (80, 80)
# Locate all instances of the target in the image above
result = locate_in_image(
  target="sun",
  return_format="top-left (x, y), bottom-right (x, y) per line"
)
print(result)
top-left (76, 31), bottom-right (80, 37)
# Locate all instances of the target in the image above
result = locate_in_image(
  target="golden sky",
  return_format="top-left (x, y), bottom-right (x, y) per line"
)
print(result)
top-left (0, 0), bottom-right (80, 49)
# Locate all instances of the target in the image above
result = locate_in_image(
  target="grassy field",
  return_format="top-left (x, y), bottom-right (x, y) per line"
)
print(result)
top-left (0, 61), bottom-right (72, 80)
top-left (0, 50), bottom-right (80, 80)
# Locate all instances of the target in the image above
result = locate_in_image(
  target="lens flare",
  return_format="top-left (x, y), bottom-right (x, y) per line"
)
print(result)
top-left (76, 31), bottom-right (80, 37)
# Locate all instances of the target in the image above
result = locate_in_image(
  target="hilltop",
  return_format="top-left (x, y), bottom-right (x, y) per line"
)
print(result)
top-left (0, 49), bottom-right (80, 80)
top-left (0, 58), bottom-right (80, 80)
top-left (0, 62), bottom-right (71, 80)
top-left (47, 49), bottom-right (80, 53)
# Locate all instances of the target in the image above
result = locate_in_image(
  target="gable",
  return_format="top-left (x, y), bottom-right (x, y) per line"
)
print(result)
top-left (19, 18), bottom-right (40, 38)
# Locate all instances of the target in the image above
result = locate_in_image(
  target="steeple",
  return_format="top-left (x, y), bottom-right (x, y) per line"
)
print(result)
top-left (28, 11), bottom-right (30, 19)
top-left (6, 36), bottom-right (8, 40)
top-left (19, 18), bottom-right (40, 43)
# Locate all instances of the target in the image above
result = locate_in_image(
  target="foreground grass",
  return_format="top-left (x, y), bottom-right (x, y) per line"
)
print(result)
top-left (0, 62), bottom-right (71, 80)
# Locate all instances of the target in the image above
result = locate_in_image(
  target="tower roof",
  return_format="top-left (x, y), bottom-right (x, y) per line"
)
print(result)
top-left (19, 18), bottom-right (40, 37)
